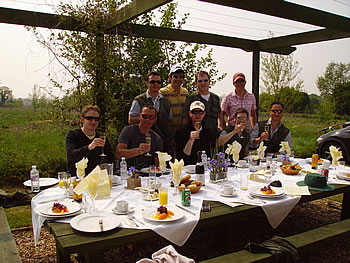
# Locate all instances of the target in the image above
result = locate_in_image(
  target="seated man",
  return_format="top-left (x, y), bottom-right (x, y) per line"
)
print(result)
top-left (250, 101), bottom-right (292, 154)
top-left (175, 101), bottom-right (216, 165)
top-left (65, 105), bottom-right (114, 177)
top-left (217, 108), bottom-right (250, 160)
top-left (116, 105), bottom-right (163, 170)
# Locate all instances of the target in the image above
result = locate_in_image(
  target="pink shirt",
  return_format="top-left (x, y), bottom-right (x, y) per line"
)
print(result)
top-left (221, 90), bottom-right (257, 130)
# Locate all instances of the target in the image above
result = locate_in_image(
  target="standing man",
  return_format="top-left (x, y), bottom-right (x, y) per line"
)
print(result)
top-left (160, 65), bottom-right (188, 141)
top-left (182, 70), bottom-right (221, 135)
top-left (117, 105), bottom-right (163, 170)
top-left (175, 101), bottom-right (216, 165)
top-left (65, 105), bottom-right (114, 177)
top-left (128, 71), bottom-right (172, 153)
top-left (250, 101), bottom-right (292, 154)
top-left (220, 72), bottom-right (257, 131)
top-left (217, 108), bottom-right (250, 160)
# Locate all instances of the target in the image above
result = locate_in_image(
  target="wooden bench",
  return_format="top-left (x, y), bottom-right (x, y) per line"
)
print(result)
top-left (200, 218), bottom-right (350, 263)
top-left (0, 207), bottom-right (22, 263)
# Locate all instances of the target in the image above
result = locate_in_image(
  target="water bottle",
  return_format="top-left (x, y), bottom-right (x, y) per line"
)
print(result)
top-left (120, 157), bottom-right (128, 180)
top-left (201, 151), bottom-right (208, 171)
top-left (30, 165), bottom-right (40, 192)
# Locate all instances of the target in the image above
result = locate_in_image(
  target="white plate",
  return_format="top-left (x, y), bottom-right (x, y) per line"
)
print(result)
top-left (143, 194), bottom-right (159, 201)
top-left (220, 191), bottom-right (238, 197)
top-left (70, 212), bottom-right (121, 233)
top-left (23, 178), bottom-right (58, 187)
top-left (142, 206), bottom-right (184, 222)
top-left (38, 210), bottom-right (81, 219)
top-left (112, 207), bottom-right (135, 215)
top-left (36, 200), bottom-right (81, 217)
top-left (249, 186), bottom-right (284, 198)
top-left (140, 168), bottom-right (171, 175)
top-left (337, 171), bottom-right (350, 181)
top-left (183, 165), bottom-right (196, 174)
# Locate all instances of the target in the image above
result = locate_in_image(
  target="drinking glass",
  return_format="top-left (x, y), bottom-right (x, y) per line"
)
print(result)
top-left (148, 165), bottom-right (157, 206)
top-left (159, 188), bottom-right (168, 206)
top-left (194, 121), bottom-right (201, 131)
top-left (264, 125), bottom-right (270, 141)
top-left (238, 124), bottom-right (245, 138)
top-left (172, 172), bottom-right (181, 198)
top-left (63, 172), bottom-right (71, 199)
top-left (87, 179), bottom-right (98, 213)
top-left (99, 131), bottom-right (107, 157)
top-left (58, 171), bottom-right (65, 189)
top-left (145, 133), bottom-right (152, 156)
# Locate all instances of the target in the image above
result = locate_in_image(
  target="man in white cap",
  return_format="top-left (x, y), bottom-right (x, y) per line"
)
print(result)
top-left (175, 101), bottom-right (216, 165)
top-left (220, 72), bottom-right (257, 131)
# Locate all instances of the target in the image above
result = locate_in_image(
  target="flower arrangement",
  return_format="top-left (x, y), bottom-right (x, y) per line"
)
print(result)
top-left (208, 152), bottom-right (231, 174)
top-left (128, 166), bottom-right (139, 178)
top-left (127, 166), bottom-right (141, 189)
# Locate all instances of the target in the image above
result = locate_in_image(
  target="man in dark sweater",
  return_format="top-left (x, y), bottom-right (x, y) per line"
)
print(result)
top-left (175, 101), bottom-right (216, 165)
top-left (250, 101), bottom-right (292, 154)
top-left (65, 105), bottom-right (114, 177)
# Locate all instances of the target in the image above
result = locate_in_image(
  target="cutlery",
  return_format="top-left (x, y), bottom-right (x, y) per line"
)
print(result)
top-left (129, 215), bottom-right (145, 225)
top-left (99, 219), bottom-right (103, 232)
top-left (175, 204), bottom-right (196, 215)
top-left (127, 214), bottom-right (139, 227)
top-left (247, 193), bottom-right (266, 204)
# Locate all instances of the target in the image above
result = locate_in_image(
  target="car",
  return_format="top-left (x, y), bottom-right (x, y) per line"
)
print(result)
top-left (315, 122), bottom-right (350, 164)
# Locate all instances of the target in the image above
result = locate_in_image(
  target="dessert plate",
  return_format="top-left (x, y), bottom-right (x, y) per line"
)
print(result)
top-left (112, 207), bottom-right (135, 215)
top-left (70, 212), bottom-right (121, 232)
top-left (337, 171), bottom-right (350, 181)
top-left (220, 191), bottom-right (238, 197)
top-left (36, 200), bottom-right (81, 217)
top-left (142, 206), bottom-right (184, 222)
top-left (249, 186), bottom-right (284, 198)
top-left (24, 178), bottom-right (58, 187)
top-left (143, 194), bottom-right (159, 201)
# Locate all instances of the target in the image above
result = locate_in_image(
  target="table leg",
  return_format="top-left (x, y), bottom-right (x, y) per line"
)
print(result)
top-left (56, 244), bottom-right (70, 263)
top-left (341, 192), bottom-right (350, 220)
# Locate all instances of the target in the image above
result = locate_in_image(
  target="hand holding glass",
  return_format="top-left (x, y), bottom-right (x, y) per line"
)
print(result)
top-left (145, 134), bottom-right (152, 156)
top-left (99, 132), bottom-right (107, 157)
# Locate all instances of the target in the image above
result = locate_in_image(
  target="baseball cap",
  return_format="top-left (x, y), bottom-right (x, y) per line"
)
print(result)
top-left (169, 65), bottom-right (184, 75)
top-left (190, 101), bottom-right (205, 111)
top-left (233, 72), bottom-right (246, 82)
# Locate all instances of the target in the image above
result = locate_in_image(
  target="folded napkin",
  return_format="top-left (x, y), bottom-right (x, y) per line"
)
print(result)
top-left (74, 166), bottom-right (110, 198)
top-left (329, 145), bottom-right (343, 166)
top-left (225, 141), bottom-right (242, 162)
top-left (257, 142), bottom-right (267, 158)
top-left (137, 245), bottom-right (195, 263)
top-left (170, 159), bottom-right (184, 185)
top-left (280, 141), bottom-right (291, 156)
top-left (283, 185), bottom-right (310, 196)
top-left (76, 157), bottom-right (88, 179)
top-left (156, 151), bottom-right (172, 169)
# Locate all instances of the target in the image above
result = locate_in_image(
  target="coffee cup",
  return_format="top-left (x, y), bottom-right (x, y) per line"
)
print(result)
top-left (116, 200), bottom-right (128, 212)
top-left (112, 175), bottom-right (121, 184)
top-left (237, 160), bottom-right (247, 168)
top-left (322, 160), bottom-right (330, 169)
top-left (223, 184), bottom-right (234, 195)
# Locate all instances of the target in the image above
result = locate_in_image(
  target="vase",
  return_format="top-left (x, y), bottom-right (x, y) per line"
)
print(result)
top-left (209, 171), bottom-right (228, 183)
top-left (126, 176), bottom-right (141, 189)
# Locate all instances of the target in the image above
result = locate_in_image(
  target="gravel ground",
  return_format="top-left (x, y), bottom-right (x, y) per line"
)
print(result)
top-left (13, 199), bottom-right (350, 263)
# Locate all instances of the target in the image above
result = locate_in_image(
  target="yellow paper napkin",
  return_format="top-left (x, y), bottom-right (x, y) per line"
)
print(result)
top-left (169, 159), bottom-right (184, 185)
top-left (156, 151), bottom-right (172, 169)
top-left (73, 166), bottom-right (110, 198)
top-left (75, 157), bottom-right (88, 179)
top-left (279, 141), bottom-right (291, 156)
top-left (225, 141), bottom-right (242, 162)
top-left (329, 145), bottom-right (343, 166)
top-left (257, 142), bottom-right (267, 158)
top-left (283, 185), bottom-right (310, 196)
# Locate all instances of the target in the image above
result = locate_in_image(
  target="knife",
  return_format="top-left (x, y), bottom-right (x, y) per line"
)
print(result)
top-left (175, 204), bottom-right (196, 216)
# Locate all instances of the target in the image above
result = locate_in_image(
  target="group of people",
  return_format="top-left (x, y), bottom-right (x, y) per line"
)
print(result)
top-left (65, 65), bottom-right (292, 176)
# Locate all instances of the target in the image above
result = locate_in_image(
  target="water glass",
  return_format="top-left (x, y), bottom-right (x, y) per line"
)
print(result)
top-left (63, 172), bottom-right (71, 199)
top-left (289, 151), bottom-right (295, 163)
top-left (338, 161), bottom-right (345, 171)
top-left (58, 171), bottom-right (65, 189)
top-left (240, 173), bottom-right (249, 190)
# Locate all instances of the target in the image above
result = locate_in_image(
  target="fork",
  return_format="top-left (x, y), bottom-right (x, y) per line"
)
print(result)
top-left (128, 215), bottom-right (145, 225)
top-left (248, 193), bottom-right (266, 204)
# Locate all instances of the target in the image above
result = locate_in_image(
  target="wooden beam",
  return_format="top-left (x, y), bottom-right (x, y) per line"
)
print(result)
top-left (106, 0), bottom-right (171, 28)
top-left (200, 0), bottom-right (350, 33)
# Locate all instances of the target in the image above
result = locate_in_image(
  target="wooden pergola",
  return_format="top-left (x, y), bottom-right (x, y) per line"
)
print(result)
top-left (1, 0), bottom-right (350, 109)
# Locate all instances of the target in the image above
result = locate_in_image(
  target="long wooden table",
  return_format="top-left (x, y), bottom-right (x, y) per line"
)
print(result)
top-left (46, 184), bottom-right (350, 263)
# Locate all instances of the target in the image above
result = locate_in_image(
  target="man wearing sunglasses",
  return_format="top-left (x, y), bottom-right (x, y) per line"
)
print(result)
top-left (182, 70), bottom-right (221, 135)
top-left (175, 101), bottom-right (216, 165)
top-left (217, 108), bottom-right (250, 159)
top-left (250, 101), bottom-right (292, 154)
top-left (65, 105), bottom-right (114, 177)
top-left (128, 71), bottom-right (172, 153)
top-left (117, 105), bottom-right (163, 170)
top-left (220, 72), bottom-right (257, 132)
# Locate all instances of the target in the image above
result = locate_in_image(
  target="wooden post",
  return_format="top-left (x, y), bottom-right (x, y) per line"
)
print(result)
top-left (252, 50), bottom-right (260, 122)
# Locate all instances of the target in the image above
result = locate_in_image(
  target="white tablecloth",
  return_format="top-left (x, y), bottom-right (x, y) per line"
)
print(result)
top-left (31, 158), bottom-right (350, 246)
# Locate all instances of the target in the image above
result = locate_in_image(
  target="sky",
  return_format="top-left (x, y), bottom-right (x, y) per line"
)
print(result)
top-left (0, 0), bottom-right (349, 99)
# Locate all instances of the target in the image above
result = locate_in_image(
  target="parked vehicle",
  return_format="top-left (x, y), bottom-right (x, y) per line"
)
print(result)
top-left (315, 122), bottom-right (350, 164)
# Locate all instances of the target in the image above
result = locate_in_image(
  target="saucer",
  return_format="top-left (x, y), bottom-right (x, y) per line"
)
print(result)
top-left (112, 207), bottom-right (134, 215)
top-left (220, 191), bottom-right (237, 197)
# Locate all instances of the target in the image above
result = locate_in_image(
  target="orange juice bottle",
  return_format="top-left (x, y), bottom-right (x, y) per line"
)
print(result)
top-left (312, 154), bottom-right (319, 169)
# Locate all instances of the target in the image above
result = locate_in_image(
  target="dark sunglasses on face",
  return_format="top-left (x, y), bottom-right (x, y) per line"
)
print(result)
top-left (237, 117), bottom-right (248, 121)
top-left (172, 74), bottom-right (184, 79)
top-left (148, 80), bottom-right (162, 84)
top-left (141, 114), bottom-right (156, 120)
top-left (83, 116), bottom-right (100, 121)
top-left (234, 79), bottom-right (246, 84)
top-left (197, 79), bottom-right (209, 83)
top-left (271, 109), bottom-right (283, 114)
top-left (191, 110), bottom-right (204, 115)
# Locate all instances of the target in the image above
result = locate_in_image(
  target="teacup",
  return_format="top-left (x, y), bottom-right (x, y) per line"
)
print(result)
top-left (223, 184), bottom-right (234, 195)
top-left (112, 175), bottom-right (121, 185)
top-left (322, 160), bottom-right (330, 169)
top-left (116, 200), bottom-right (128, 212)
top-left (237, 160), bottom-right (247, 168)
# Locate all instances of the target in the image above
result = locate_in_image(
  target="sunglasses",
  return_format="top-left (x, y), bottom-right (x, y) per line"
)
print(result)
top-left (191, 110), bottom-right (204, 115)
top-left (141, 114), bottom-right (156, 120)
top-left (172, 74), bottom-right (184, 79)
top-left (83, 116), bottom-right (100, 121)
top-left (197, 79), bottom-right (209, 83)
top-left (237, 117), bottom-right (248, 121)
top-left (271, 110), bottom-right (283, 114)
top-left (234, 79), bottom-right (246, 84)
top-left (148, 80), bottom-right (162, 84)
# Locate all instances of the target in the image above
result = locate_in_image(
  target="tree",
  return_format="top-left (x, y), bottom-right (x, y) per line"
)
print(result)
top-left (317, 62), bottom-right (350, 115)
top-left (0, 86), bottom-right (13, 107)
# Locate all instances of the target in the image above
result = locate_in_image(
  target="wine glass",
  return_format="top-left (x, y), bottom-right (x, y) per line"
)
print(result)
top-left (145, 134), bottom-right (152, 156)
top-left (99, 131), bottom-right (107, 157)
top-left (148, 165), bottom-right (156, 207)
top-left (264, 125), bottom-right (270, 141)
top-left (172, 172), bottom-right (181, 198)
top-left (87, 179), bottom-right (98, 213)
top-left (194, 122), bottom-right (201, 139)
top-left (238, 124), bottom-right (245, 139)
top-left (63, 172), bottom-right (71, 199)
